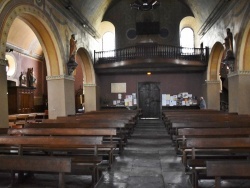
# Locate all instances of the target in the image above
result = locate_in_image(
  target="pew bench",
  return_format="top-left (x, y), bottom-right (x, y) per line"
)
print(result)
top-left (206, 160), bottom-right (250, 188)
top-left (175, 127), bottom-right (250, 153)
top-left (181, 137), bottom-right (250, 188)
top-left (8, 128), bottom-right (118, 167)
top-left (0, 135), bottom-right (103, 186)
top-left (0, 155), bottom-right (71, 188)
top-left (169, 121), bottom-right (250, 140)
top-left (25, 122), bottom-right (130, 153)
top-left (51, 118), bottom-right (136, 136)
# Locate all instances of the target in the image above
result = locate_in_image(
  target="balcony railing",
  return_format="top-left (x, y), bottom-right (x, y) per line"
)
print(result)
top-left (94, 44), bottom-right (209, 65)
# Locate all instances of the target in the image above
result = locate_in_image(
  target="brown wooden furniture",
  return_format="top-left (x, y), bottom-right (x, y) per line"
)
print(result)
top-left (8, 128), bottom-right (117, 167)
top-left (175, 127), bottom-right (250, 153)
top-left (25, 122), bottom-right (129, 154)
top-left (0, 135), bottom-right (103, 186)
top-left (182, 137), bottom-right (250, 188)
top-left (206, 160), bottom-right (250, 188)
top-left (0, 155), bottom-right (71, 188)
top-left (8, 86), bottom-right (35, 114)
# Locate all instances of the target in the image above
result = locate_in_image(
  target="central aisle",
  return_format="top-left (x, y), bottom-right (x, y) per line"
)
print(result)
top-left (97, 119), bottom-right (191, 188)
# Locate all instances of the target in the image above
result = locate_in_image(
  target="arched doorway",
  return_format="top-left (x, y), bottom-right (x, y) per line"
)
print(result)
top-left (0, 3), bottom-right (69, 124)
top-left (205, 42), bottom-right (224, 110)
top-left (76, 48), bottom-right (98, 112)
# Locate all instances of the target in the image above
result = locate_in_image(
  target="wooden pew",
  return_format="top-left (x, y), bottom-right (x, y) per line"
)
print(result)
top-left (8, 128), bottom-right (117, 167)
top-left (176, 127), bottom-right (250, 153)
top-left (0, 135), bottom-right (103, 186)
top-left (43, 119), bottom-right (135, 137)
top-left (206, 160), bottom-right (250, 188)
top-left (25, 122), bottom-right (130, 151)
top-left (168, 120), bottom-right (250, 139)
top-left (182, 137), bottom-right (250, 188)
top-left (8, 115), bottom-right (17, 127)
top-left (16, 114), bottom-right (30, 126)
top-left (0, 155), bottom-right (71, 188)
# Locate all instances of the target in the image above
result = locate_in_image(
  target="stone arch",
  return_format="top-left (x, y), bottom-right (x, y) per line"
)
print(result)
top-left (203, 42), bottom-right (224, 110)
top-left (76, 48), bottom-right (98, 112)
top-left (0, 4), bottom-right (65, 76)
top-left (76, 48), bottom-right (96, 85)
top-left (239, 19), bottom-right (250, 71)
top-left (207, 42), bottom-right (224, 81)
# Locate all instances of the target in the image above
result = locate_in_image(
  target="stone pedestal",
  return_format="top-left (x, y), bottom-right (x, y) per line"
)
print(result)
top-left (46, 75), bottom-right (75, 119)
top-left (228, 71), bottom-right (250, 114)
top-left (203, 80), bottom-right (221, 110)
top-left (0, 59), bottom-right (8, 127)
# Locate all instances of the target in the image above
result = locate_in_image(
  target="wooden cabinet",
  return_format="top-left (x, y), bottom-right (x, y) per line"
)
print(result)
top-left (8, 87), bottom-right (35, 114)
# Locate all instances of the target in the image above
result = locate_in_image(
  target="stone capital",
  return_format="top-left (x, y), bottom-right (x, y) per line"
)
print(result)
top-left (46, 75), bottom-right (75, 81)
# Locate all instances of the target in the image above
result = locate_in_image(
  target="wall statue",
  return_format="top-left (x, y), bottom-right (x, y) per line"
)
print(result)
top-left (67, 34), bottom-right (78, 75)
top-left (27, 68), bottom-right (36, 88)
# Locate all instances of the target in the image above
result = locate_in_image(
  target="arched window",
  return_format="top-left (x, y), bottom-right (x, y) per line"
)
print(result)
top-left (102, 32), bottom-right (115, 57)
top-left (180, 27), bottom-right (194, 53)
top-left (5, 54), bottom-right (16, 77)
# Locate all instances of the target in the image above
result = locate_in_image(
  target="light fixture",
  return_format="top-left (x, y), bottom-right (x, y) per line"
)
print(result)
top-left (147, 72), bottom-right (151, 75)
top-left (130, 0), bottom-right (160, 11)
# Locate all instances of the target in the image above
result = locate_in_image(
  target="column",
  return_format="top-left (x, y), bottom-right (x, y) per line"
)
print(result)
top-left (228, 71), bottom-right (250, 114)
top-left (84, 84), bottom-right (100, 112)
top-left (203, 80), bottom-right (221, 110)
top-left (46, 75), bottom-right (75, 119)
top-left (0, 59), bottom-right (8, 128)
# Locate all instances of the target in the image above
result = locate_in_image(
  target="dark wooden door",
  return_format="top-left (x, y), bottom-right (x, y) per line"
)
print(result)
top-left (138, 82), bottom-right (161, 118)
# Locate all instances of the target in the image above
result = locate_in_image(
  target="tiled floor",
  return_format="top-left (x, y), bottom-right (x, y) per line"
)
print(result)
top-left (1, 119), bottom-right (250, 188)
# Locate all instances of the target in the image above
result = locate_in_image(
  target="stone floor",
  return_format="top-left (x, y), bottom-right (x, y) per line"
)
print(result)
top-left (1, 119), bottom-right (250, 188)
top-left (96, 119), bottom-right (191, 188)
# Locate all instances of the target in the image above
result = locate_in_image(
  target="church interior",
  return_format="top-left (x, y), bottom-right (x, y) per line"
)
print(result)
top-left (0, 0), bottom-right (250, 187)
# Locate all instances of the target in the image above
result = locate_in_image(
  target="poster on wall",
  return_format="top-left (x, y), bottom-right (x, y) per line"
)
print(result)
top-left (111, 83), bottom-right (126, 93)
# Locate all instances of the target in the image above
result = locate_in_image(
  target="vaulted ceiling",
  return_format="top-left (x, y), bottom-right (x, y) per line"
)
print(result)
top-left (7, 0), bottom-right (221, 59)
top-left (67, 0), bottom-right (220, 29)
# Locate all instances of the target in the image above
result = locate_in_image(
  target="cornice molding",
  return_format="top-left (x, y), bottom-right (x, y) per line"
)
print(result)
top-left (46, 75), bottom-right (75, 81)
top-left (228, 71), bottom-right (250, 78)
top-left (83, 84), bottom-right (97, 87)
top-left (198, 0), bottom-right (238, 37)
top-left (205, 80), bottom-right (220, 84)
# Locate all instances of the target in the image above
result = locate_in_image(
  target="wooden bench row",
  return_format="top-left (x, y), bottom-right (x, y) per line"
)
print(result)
top-left (4, 109), bottom-right (139, 187)
top-left (3, 109), bottom-right (140, 187)
top-left (0, 135), bottom-right (103, 188)
top-left (163, 110), bottom-right (250, 188)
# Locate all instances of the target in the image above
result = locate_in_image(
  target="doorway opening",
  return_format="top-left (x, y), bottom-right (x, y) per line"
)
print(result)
top-left (138, 82), bottom-right (161, 119)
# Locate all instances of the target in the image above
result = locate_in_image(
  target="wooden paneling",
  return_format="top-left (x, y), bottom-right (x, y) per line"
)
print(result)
top-left (8, 87), bottom-right (35, 114)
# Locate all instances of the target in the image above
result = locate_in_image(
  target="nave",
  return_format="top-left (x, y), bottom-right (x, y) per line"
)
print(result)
top-left (96, 119), bottom-right (190, 188)
top-left (1, 118), bottom-right (250, 187)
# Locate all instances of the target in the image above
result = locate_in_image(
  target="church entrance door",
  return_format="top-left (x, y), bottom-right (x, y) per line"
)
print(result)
top-left (138, 82), bottom-right (161, 118)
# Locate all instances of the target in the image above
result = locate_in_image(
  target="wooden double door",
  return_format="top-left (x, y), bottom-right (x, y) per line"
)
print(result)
top-left (138, 82), bottom-right (161, 118)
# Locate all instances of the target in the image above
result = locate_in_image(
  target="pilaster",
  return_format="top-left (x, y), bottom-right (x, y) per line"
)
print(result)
top-left (228, 71), bottom-right (250, 114)
top-left (0, 59), bottom-right (9, 127)
top-left (46, 75), bottom-right (76, 119)
top-left (83, 83), bottom-right (100, 112)
top-left (204, 80), bottom-right (221, 110)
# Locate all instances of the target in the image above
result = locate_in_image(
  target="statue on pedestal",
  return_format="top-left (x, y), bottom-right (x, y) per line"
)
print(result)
top-left (67, 34), bottom-right (78, 75)
top-left (223, 28), bottom-right (235, 72)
